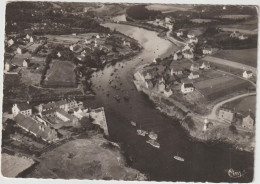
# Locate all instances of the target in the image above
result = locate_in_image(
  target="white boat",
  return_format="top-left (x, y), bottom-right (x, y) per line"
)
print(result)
top-left (227, 168), bottom-right (246, 178)
top-left (173, 155), bottom-right (184, 162)
top-left (148, 131), bottom-right (158, 140)
top-left (130, 121), bottom-right (137, 127)
top-left (146, 139), bottom-right (160, 148)
top-left (137, 129), bottom-right (148, 136)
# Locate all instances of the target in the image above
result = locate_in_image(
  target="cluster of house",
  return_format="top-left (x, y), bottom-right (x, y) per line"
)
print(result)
top-left (218, 106), bottom-right (255, 130)
top-left (230, 31), bottom-right (249, 40)
top-left (148, 16), bottom-right (174, 30)
top-left (11, 98), bottom-right (109, 143)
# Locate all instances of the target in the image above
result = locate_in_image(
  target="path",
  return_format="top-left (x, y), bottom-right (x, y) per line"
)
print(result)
top-left (203, 56), bottom-right (257, 75)
top-left (207, 92), bottom-right (256, 120)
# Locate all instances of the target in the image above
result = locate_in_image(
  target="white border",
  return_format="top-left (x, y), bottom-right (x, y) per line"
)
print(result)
top-left (0, 0), bottom-right (259, 184)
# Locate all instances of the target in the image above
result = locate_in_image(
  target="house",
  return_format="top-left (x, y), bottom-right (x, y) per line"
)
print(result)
top-left (144, 72), bottom-right (152, 80)
top-left (85, 39), bottom-right (90, 44)
top-left (12, 103), bottom-right (32, 117)
top-left (153, 58), bottom-right (161, 63)
top-left (26, 34), bottom-right (31, 39)
top-left (190, 63), bottom-right (200, 71)
top-left (243, 71), bottom-right (253, 79)
top-left (242, 112), bottom-right (255, 130)
top-left (173, 52), bottom-right (183, 60)
top-left (202, 47), bottom-right (212, 55)
top-left (181, 83), bottom-right (194, 94)
top-left (72, 33), bottom-right (77, 36)
top-left (23, 58), bottom-right (30, 67)
top-left (158, 80), bottom-right (165, 93)
top-left (96, 34), bottom-right (100, 39)
top-left (200, 62), bottom-right (210, 70)
top-left (230, 31), bottom-right (240, 38)
top-left (94, 39), bottom-right (98, 47)
top-left (170, 68), bottom-right (183, 76)
top-left (218, 107), bottom-right (234, 122)
top-left (14, 113), bottom-right (58, 143)
top-left (123, 40), bottom-right (131, 47)
top-left (164, 88), bottom-right (173, 97)
top-left (57, 52), bottom-right (61, 58)
top-left (187, 33), bottom-right (195, 38)
top-left (17, 47), bottom-right (26, 54)
top-left (188, 72), bottom-right (199, 79)
top-left (239, 35), bottom-right (248, 40)
top-left (182, 44), bottom-right (191, 52)
top-left (176, 31), bottom-right (183, 37)
top-left (188, 37), bottom-right (198, 44)
top-left (81, 50), bottom-right (86, 56)
top-left (29, 36), bottom-right (34, 43)
top-left (7, 39), bottom-right (14, 47)
top-left (183, 50), bottom-right (194, 59)
top-left (4, 62), bottom-right (10, 72)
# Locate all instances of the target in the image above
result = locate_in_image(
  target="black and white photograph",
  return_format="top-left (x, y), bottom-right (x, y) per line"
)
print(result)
top-left (0, 1), bottom-right (259, 183)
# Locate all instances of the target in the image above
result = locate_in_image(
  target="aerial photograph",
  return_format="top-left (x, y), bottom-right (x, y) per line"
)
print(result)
top-left (1, 1), bottom-right (258, 183)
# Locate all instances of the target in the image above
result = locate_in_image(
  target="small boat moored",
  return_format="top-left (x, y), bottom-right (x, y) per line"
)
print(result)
top-left (146, 139), bottom-right (160, 148)
top-left (227, 168), bottom-right (246, 178)
top-left (130, 121), bottom-right (137, 127)
top-left (137, 129), bottom-right (148, 136)
top-left (173, 155), bottom-right (185, 162)
top-left (148, 131), bottom-right (158, 140)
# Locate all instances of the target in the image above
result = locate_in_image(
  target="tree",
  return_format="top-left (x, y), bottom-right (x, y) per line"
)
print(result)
top-left (229, 124), bottom-right (238, 134)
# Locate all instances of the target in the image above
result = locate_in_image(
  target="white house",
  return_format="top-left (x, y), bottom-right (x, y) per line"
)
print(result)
top-left (171, 68), bottom-right (183, 76)
top-left (7, 39), bottom-right (14, 47)
top-left (239, 35), bottom-right (248, 40)
top-left (26, 34), bottom-right (30, 39)
top-left (12, 103), bottom-right (32, 117)
top-left (173, 52), bottom-right (183, 60)
top-left (181, 83), bottom-right (194, 94)
top-left (188, 37), bottom-right (198, 44)
top-left (30, 36), bottom-right (34, 43)
top-left (187, 33), bottom-right (195, 38)
top-left (4, 63), bottom-right (10, 72)
top-left (200, 62), bottom-right (210, 70)
top-left (188, 72), bottom-right (199, 79)
top-left (23, 58), bottom-right (30, 67)
top-left (176, 31), bottom-right (183, 37)
top-left (190, 63), bottom-right (200, 71)
top-left (17, 47), bottom-right (25, 54)
top-left (183, 50), bottom-right (194, 59)
top-left (57, 52), bottom-right (61, 58)
top-left (202, 47), bottom-right (212, 55)
top-left (243, 71), bottom-right (253, 79)
top-left (96, 34), bottom-right (100, 39)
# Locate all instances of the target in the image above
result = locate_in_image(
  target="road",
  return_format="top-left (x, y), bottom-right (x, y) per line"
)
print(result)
top-left (166, 29), bottom-right (186, 46)
top-left (203, 56), bottom-right (257, 75)
top-left (207, 92), bottom-right (256, 120)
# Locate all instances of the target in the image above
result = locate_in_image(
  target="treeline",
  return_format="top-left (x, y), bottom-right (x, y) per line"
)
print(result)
top-left (126, 5), bottom-right (161, 20)
top-left (40, 54), bottom-right (52, 85)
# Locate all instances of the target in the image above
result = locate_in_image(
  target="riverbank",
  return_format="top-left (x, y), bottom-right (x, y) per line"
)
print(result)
top-left (133, 76), bottom-right (255, 153)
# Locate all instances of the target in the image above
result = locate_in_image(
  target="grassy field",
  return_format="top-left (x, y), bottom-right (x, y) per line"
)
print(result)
top-left (224, 95), bottom-right (256, 116)
top-left (45, 60), bottom-right (77, 87)
top-left (1, 153), bottom-right (35, 177)
top-left (213, 49), bottom-right (257, 68)
top-left (146, 4), bottom-right (193, 12)
top-left (194, 75), bottom-right (254, 101)
top-left (217, 18), bottom-right (258, 33)
top-left (27, 135), bottom-right (143, 180)
top-left (218, 15), bottom-right (252, 19)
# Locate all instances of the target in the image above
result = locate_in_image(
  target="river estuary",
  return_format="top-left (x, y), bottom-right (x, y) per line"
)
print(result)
top-left (86, 23), bottom-right (254, 182)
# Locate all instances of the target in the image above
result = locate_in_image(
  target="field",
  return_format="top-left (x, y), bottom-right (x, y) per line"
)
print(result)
top-left (217, 18), bottom-right (258, 33)
top-left (190, 19), bottom-right (213, 23)
top-left (1, 153), bottom-right (35, 177)
top-left (213, 48), bottom-right (257, 68)
top-left (44, 60), bottom-right (77, 87)
top-left (224, 95), bottom-right (256, 116)
top-left (27, 135), bottom-right (142, 180)
top-left (194, 75), bottom-right (254, 101)
top-left (218, 15), bottom-right (252, 19)
top-left (145, 4), bottom-right (193, 12)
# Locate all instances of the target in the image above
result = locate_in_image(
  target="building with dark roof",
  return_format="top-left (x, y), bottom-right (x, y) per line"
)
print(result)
top-left (242, 112), bottom-right (255, 130)
top-left (12, 103), bottom-right (32, 117)
top-left (181, 83), bottom-right (194, 94)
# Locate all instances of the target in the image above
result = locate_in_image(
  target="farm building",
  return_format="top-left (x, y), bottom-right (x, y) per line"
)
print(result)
top-left (238, 35), bottom-right (248, 40)
top-left (181, 83), bottom-right (194, 94)
top-left (57, 52), bottom-right (61, 58)
top-left (176, 31), bottom-right (183, 37)
top-left (242, 112), bottom-right (255, 130)
top-left (17, 47), bottom-right (26, 54)
top-left (144, 72), bottom-right (152, 80)
top-left (29, 36), bottom-right (35, 43)
top-left (200, 62), bottom-right (210, 69)
top-left (173, 52), bottom-right (183, 60)
top-left (202, 47), bottom-right (212, 55)
top-left (183, 50), bottom-right (194, 59)
top-left (96, 34), bottom-right (100, 39)
top-left (153, 58), bottom-right (161, 63)
top-left (7, 39), bottom-right (14, 47)
top-left (14, 113), bottom-right (58, 143)
top-left (188, 72), bottom-right (199, 79)
top-left (218, 107), bottom-right (234, 122)
top-left (157, 80), bottom-right (166, 93)
top-left (4, 62), bottom-right (10, 72)
top-left (188, 37), bottom-right (198, 44)
top-left (243, 71), bottom-right (253, 79)
top-left (25, 34), bottom-right (31, 39)
top-left (12, 103), bottom-right (32, 117)
top-left (171, 68), bottom-right (183, 76)
top-left (190, 63), bottom-right (200, 71)
top-left (187, 32), bottom-right (195, 38)
top-left (23, 58), bottom-right (30, 67)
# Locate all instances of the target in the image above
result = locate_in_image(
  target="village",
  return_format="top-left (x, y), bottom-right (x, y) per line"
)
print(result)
top-left (133, 19), bottom-right (256, 149)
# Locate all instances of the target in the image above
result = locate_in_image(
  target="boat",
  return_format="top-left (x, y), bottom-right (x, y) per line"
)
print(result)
top-left (146, 139), bottom-right (160, 148)
top-left (227, 168), bottom-right (246, 178)
top-left (173, 155), bottom-right (185, 162)
top-left (148, 131), bottom-right (158, 140)
top-left (137, 129), bottom-right (148, 136)
top-left (130, 121), bottom-right (136, 127)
